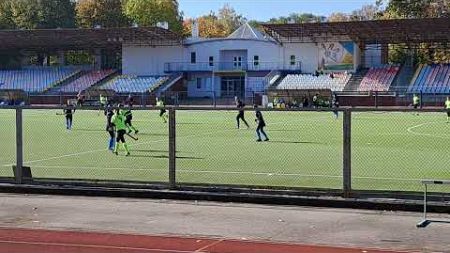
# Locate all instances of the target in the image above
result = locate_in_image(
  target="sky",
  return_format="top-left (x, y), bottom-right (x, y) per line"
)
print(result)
top-left (178, 0), bottom-right (379, 21)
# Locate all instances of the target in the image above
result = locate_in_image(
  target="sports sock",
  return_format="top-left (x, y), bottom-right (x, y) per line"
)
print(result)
top-left (124, 143), bottom-right (130, 153)
top-left (114, 142), bottom-right (119, 153)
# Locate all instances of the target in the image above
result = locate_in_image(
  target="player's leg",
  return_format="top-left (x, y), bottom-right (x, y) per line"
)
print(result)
top-left (236, 113), bottom-right (240, 129)
top-left (260, 125), bottom-right (269, 141)
top-left (65, 116), bottom-right (70, 129)
top-left (114, 130), bottom-right (123, 155)
top-left (127, 117), bottom-right (139, 134)
top-left (160, 110), bottom-right (167, 123)
top-left (256, 125), bottom-right (262, 142)
top-left (447, 110), bottom-right (450, 123)
top-left (241, 114), bottom-right (250, 128)
top-left (108, 130), bottom-right (115, 150)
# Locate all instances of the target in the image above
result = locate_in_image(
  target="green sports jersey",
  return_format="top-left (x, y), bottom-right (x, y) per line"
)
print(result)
top-left (156, 101), bottom-right (164, 107)
top-left (446, 100), bottom-right (450, 109)
top-left (100, 96), bottom-right (107, 104)
top-left (413, 96), bottom-right (419, 105)
top-left (112, 114), bottom-right (126, 130)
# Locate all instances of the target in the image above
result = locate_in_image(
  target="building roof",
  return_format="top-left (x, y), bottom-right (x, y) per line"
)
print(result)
top-left (0, 27), bottom-right (182, 51)
top-left (262, 18), bottom-right (450, 44)
top-left (228, 23), bottom-right (270, 41)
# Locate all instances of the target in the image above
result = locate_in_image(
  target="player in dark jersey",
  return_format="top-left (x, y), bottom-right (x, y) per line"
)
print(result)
top-left (123, 104), bottom-right (139, 134)
top-left (63, 101), bottom-right (75, 130)
top-left (104, 104), bottom-right (115, 151)
top-left (235, 96), bottom-right (249, 129)
top-left (254, 105), bottom-right (269, 142)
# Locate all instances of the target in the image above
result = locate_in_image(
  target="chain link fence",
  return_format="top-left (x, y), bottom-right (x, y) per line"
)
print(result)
top-left (175, 110), bottom-right (342, 189)
top-left (352, 111), bottom-right (450, 192)
top-left (0, 109), bottom-right (16, 179)
top-left (20, 108), bottom-right (169, 183)
top-left (2, 106), bottom-right (450, 195)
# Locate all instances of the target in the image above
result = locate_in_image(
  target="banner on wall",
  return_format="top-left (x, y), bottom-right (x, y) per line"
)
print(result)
top-left (319, 42), bottom-right (354, 71)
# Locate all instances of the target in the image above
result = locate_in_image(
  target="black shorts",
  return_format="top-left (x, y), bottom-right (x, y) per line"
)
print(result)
top-left (66, 115), bottom-right (73, 121)
top-left (160, 109), bottom-right (167, 117)
top-left (237, 111), bottom-right (244, 118)
top-left (447, 109), bottom-right (450, 117)
top-left (116, 130), bottom-right (126, 143)
top-left (125, 116), bottom-right (132, 125)
top-left (413, 104), bottom-right (419, 109)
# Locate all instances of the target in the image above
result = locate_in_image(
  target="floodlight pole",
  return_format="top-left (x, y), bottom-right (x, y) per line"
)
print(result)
top-left (168, 108), bottom-right (176, 189)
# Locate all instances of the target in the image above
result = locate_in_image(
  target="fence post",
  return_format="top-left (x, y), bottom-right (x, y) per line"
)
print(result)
top-left (15, 108), bottom-right (24, 184)
top-left (168, 108), bottom-right (176, 189)
top-left (343, 109), bottom-right (352, 198)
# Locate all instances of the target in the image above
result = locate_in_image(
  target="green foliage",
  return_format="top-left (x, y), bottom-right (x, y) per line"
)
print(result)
top-left (0, 0), bottom-right (14, 29)
top-left (124, 0), bottom-right (183, 33)
top-left (269, 13), bottom-right (325, 24)
top-left (76, 0), bottom-right (130, 28)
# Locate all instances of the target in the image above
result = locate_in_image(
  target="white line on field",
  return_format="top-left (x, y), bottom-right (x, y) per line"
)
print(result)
top-left (4, 119), bottom-right (307, 167)
top-left (406, 121), bottom-right (450, 139)
top-left (13, 165), bottom-right (432, 182)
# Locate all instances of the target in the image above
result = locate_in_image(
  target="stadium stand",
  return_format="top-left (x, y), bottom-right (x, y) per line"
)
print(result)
top-left (57, 69), bottom-right (116, 93)
top-left (408, 64), bottom-right (450, 93)
top-left (358, 65), bottom-right (400, 92)
top-left (0, 67), bottom-right (79, 92)
top-left (102, 75), bottom-right (169, 93)
top-left (277, 72), bottom-right (351, 91)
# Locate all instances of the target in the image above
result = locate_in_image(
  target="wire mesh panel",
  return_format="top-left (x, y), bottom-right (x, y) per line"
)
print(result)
top-left (22, 108), bottom-right (169, 183)
top-left (352, 111), bottom-right (450, 192)
top-left (176, 109), bottom-right (343, 189)
top-left (0, 109), bottom-right (16, 178)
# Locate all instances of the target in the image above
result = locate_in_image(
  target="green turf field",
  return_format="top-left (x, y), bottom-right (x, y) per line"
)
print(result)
top-left (1, 108), bottom-right (449, 192)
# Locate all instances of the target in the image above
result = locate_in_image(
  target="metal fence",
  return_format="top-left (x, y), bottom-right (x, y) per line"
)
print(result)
top-left (1, 106), bottom-right (449, 197)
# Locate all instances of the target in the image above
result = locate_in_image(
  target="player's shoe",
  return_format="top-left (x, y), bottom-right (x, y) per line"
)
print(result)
top-left (113, 151), bottom-right (118, 156)
top-left (256, 139), bottom-right (262, 142)
top-left (126, 152), bottom-right (130, 157)
top-left (264, 138), bottom-right (269, 142)
top-left (135, 130), bottom-right (139, 134)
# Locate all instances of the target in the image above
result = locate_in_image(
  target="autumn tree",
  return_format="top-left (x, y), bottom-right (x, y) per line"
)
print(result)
top-left (124, 0), bottom-right (183, 33)
top-left (76, 0), bottom-right (130, 28)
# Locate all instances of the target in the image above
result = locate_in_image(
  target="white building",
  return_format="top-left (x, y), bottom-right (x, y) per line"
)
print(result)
top-left (122, 23), bottom-right (363, 98)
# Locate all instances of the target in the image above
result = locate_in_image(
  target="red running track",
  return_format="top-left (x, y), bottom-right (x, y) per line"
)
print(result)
top-left (0, 228), bottom-right (412, 253)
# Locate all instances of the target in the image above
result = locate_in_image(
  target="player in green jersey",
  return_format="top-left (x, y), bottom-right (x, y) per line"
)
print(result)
top-left (112, 108), bottom-right (130, 156)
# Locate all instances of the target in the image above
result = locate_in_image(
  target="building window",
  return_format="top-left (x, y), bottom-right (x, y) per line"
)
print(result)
top-left (191, 52), bottom-right (196, 64)
top-left (209, 56), bottom-right (214, 66)
top-left (290, 55), bottom-right (296, 66)
top-left (254, 55), bottom-right (259, 66)
top-left (196, 78), bottom-right (201, 89)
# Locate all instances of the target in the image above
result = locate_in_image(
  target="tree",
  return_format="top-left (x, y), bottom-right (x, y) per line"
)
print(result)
top-left (76, 0), bottom-right (130, 28)
top-left (124, 0), bottom-right (183, 33)
top-left (184, 13), bottom-right (228, 38)
top-left (36, 0), bottom-right (76, 28)
top-left (218, 4), bottom-right (246, 35)
top-left (328, 12), bottom-right (350, 22)
top-left (269, 13), bottom-right (325, 24)
top-left (350, 4), bottom-right (382, 20)
top-left (9, 0), bottom-right (40, 29)
top-left (0, 0), bottom-right (14, 29)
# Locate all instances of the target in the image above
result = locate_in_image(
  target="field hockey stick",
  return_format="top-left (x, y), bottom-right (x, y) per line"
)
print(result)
top-left (126, 133), bottom-right (139, 141)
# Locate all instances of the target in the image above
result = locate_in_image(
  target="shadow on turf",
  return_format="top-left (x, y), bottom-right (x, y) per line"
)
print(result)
top-left (269, 140), bottom-right (322, 144)
top-left (128, 154), bottom-right (203, 160)
top-left (135, 133), bottom-right (167, 137)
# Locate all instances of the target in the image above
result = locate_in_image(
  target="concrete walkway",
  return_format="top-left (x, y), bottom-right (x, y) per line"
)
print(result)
top-left (0, 193), bottom-right (449, 252)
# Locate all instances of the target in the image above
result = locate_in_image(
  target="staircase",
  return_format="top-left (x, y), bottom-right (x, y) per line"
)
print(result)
top-left (389, 65), bottom-right (414, 92)
top-left (44, 70), bottom-right (83, 94)
top-left (154, 72), bottom-right (184, 95)
top-left (87, 70), bottom-right (120, 91)
top-left (344, 68), bottom-right (368, 91)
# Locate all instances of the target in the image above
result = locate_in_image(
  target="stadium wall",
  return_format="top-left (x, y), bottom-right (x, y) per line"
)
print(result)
top-left (122, 45), bottom-right (183, 75)
top-left (283, 42), bottom-right (318, 73)
top-left (186, 39), bottom-right (282, 66)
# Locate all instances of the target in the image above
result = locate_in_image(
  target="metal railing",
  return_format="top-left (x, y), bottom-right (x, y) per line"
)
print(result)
top-left (164, 61), bottom-right (302, 72)
top-left (1, 106), bottom-right (450, 198)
